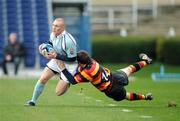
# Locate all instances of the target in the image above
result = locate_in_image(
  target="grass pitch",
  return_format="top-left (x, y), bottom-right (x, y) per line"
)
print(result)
top-left (0, 64), bottom-right (180, 121)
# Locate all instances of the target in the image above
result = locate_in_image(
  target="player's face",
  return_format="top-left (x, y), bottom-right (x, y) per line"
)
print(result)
top-left (9, 33), bottom-right (17, 44)
top-left (52, 20), bottom-right (64, 36)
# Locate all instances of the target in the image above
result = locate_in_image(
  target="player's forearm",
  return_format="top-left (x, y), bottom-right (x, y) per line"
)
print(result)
top-left (56, 53), bottom-right (76, 62)
top-left (61, 69), bottom-right (77, 85)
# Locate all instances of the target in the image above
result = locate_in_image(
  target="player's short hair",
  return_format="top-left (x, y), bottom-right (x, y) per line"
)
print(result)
top-left (77, 50), bottom-right (92, 64)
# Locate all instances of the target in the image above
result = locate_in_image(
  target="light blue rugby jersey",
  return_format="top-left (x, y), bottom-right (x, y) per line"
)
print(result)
top-left (49, 30), bottom-right (77, 58)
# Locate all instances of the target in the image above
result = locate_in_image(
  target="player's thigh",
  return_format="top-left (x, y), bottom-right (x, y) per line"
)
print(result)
top-left (105, 82), bottom-right (126, 101)
top-left (119, 67), bottom-right (131, 77)
top-left (38, 67), bottom-right (56, 84)
top-left (112, 71), bottom-right (129, 86)
top-left (55, 80), bottom-right (70, 96)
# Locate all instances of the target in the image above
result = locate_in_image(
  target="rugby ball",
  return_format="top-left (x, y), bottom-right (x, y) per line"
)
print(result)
top-left (42, 43), bottom-right (53, 52)
top-left (41, 43), bottom-right (54, 56)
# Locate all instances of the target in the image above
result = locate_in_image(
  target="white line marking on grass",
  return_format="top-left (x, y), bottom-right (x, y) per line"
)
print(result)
top-left (140, 115), bottom-right (153, 119)
top-left (108, 104), bottom-right (117, 107)
top-left (122, 108), bottom-right (133, 112)
top-left (84, 96), bottom-right (91, 99)
top-left (96, 99), bottom-right (102, 102)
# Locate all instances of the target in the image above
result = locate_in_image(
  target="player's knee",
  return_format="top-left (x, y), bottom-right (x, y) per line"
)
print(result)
top-left (55, 81), bottom-right (70, 96)
top-left (113, 94), bottom-right (126, 101)
top-left (55, 90), bottom-right (61, 96)
top-left (38, 67), bottom-right (55, 84)
top-left (55, 89), bottom-right (66, 96)
top-left (38, 75), bottom-right (51, 84)
top-left (38, 79), bottom-right (48, 84)
top-left (123, 79), bottom-right (129, 86)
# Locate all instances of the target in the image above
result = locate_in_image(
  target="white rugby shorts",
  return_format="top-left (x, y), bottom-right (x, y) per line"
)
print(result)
top-left (46, 59), bottom-right (78, 83)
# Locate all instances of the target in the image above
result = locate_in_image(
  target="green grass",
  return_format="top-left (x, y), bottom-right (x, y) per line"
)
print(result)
top-left (0, 64), bottom-right (180, 121)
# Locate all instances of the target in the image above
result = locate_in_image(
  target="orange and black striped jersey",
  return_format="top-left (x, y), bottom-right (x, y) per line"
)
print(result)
top-left (62, 59), bottom-right (112, 92)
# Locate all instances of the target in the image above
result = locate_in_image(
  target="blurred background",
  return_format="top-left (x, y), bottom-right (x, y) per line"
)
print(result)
top-left (0, 0), bottom-right (180, 75)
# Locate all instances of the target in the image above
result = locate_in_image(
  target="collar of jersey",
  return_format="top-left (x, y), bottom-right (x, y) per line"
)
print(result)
top-left (57, 30), bottom-right (66, 38)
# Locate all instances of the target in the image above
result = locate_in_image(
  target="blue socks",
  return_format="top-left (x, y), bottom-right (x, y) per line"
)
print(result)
top-left (31, 81), bottom-right (45, 103)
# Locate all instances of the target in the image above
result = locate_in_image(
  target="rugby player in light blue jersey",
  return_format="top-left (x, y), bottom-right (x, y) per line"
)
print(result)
top-left (25, 18), bottom-right (78, 106)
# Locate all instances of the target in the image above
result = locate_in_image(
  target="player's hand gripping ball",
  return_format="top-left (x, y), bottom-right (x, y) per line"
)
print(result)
top-left (41, 43), bottom-right (54, 56)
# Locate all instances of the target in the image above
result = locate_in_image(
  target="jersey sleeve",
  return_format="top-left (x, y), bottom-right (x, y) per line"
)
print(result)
top-left (64, 33), bottom-right (77, 58)
top-left (61, 68), bottom-right (89, 84)
top-left (61, 68), bottom-right (78, 84)
top-left (60, 72), bottom-right (70, 84)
